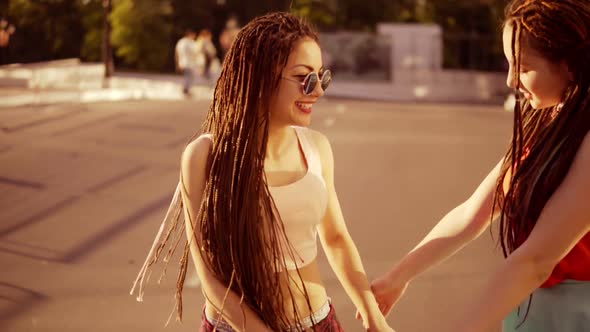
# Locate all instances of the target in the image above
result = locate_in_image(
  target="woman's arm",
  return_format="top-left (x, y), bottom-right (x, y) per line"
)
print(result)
top-left (312, 131), bottom-right (393, 331)
top-left (372, 158), bottom-right (504, 315)
top-left (451, 134), bottom-right (590, 332)
top-left (181, 136), bottom-right (272, 332)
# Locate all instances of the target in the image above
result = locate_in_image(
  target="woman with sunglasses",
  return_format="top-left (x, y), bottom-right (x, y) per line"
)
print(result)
top-left (131, 12), bottom-right (393, 332)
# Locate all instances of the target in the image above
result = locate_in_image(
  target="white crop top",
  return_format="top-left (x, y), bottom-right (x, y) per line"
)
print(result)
top-left (268, 126), bottom-right (328, 270)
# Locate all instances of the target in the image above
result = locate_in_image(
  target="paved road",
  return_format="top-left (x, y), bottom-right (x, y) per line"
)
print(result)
top-left (0, 98), bottom-right (511, 332)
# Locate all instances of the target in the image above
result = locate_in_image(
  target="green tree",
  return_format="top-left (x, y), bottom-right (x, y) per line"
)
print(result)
top-left (80, 0), bottom-right (104, 62)
top-left (430, 0), bottom-right (507, 70)
top-left (170, 0), bottom-right (215, 34)
top-left (291, 0), bottom-right (338, 30)
top-left (110, 0), bottom-right (174, 71)
top-left (3, 0), bottom-right (509, 71)
top-left (7, 0), bottom-right (85, 63)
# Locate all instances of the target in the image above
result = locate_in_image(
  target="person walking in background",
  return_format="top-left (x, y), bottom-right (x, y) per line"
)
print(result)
top-left (175, 28), bottom-right (198, 97)
top-left (219, 15), bottom-right (240, 62)
top-left (131, 12), bottom-right (394, 332)
top-left (194, 29), bottom-right (217, 82)
top-left (368, 1), bottom-right (590, 331)
top-left (0, 18), bottom-right (16, 65)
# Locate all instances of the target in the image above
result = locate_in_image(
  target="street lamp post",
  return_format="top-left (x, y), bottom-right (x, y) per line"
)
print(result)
top-left (102, 0), bottom-right (114, 84)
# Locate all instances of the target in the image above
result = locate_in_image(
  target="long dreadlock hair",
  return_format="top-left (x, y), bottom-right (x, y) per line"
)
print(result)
top-left (491, 0), bottom-right (590, 326)
top-left (494, 0), bottom-right (590, 260)
top-left (131, 12), bottom-right (320, 331)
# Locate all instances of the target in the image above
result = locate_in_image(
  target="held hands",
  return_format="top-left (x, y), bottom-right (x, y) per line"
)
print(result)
top-left (362, 313), bottom-right (396, 332)
top-left (370, 273), bottom-right (409, 317)
top-left (356, 271), bottom-right (409, 320)
top-left (365, 320), bottom-right (396, 332)
top-left (355, 289), bottom-right (398, 332)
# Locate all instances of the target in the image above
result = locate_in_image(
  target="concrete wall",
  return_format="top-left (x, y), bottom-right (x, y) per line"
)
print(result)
top-left (319, 32), bottom-right (391, 81)
top-left (0, 59), bottom-right (104, 89)
top-left (0, 53), bottom-right (509, 104)
top-left (376, 23), bottom-right (443, 75)
top-left (328, 68), bottom-right (507, 103)
top-left (322, 23), bottom-right (509, 103)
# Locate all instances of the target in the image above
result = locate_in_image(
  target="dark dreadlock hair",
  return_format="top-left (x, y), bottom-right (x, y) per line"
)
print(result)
top-left (495, 0), bottom-right (590, 260)
top-left (131, 12), bottom-right (319, 331)
top-left (492, 0), bottom-right (590, 325)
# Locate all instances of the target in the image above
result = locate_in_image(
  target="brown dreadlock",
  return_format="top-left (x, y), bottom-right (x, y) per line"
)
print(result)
top-left (131, 12), bottom-right (320, 331)
top-left (489, 0), bottom-right (590, 326)
top-left (494, 0), bottom-right (590, 258)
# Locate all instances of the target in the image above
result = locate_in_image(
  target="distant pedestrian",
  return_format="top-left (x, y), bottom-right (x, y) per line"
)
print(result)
top-left (219, 16), bottom-right (240, 62)
top-left (195, 29), bottom-right (217, 81)
top-left (175, 29), bottom-right (198, 96)
top-left (0, 18), bottom-right (16, 65)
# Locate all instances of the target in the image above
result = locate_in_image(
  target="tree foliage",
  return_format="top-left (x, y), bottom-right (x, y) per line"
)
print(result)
top-left (80, 0), bottom-right (104, 62)
top-left (5, 0), bottom-right (85, 63)
top-left (3, 0), bottom-right (508, 71)
top-left (110, 0), bottom-right (173, 70)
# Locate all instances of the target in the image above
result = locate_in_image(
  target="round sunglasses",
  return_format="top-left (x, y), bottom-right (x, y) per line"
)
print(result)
top-left (282, 69), bottom-right (332, 95)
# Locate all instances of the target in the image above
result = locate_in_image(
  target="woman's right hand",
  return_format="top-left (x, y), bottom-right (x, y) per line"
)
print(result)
top-left (370, 272), bottom-right (409, 317)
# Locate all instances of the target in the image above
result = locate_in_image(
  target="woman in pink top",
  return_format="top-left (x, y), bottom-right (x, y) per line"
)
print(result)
top-left (369, 0), bottom-right (590, 331)
top-left (131, 12), bottom-right (393, 332)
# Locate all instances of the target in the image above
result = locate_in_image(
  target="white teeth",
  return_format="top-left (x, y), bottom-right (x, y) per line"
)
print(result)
top-left (296, 102), bottom-right (312, 110)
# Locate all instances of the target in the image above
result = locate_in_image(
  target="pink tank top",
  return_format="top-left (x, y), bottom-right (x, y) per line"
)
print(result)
top-left (269, 127), bottom-right (328, 270)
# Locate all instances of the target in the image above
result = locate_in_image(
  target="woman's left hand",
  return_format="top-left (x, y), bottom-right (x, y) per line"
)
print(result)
top-left (366, 321), bottom-right (396, 332)
top-left (364, 315), bottom-right (396, 332)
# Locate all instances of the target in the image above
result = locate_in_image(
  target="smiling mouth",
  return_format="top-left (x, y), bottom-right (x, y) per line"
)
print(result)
top-left (295, 102), bottom-right (313, 113)
top-left (516, 90), bottom-right (532, 100)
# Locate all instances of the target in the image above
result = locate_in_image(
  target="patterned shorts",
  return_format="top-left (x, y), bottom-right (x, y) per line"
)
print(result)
top-left (199, 302), bottom-right (344, 332)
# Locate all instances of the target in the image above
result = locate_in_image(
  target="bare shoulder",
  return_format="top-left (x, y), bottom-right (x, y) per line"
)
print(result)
top-left (302, 127), bottom-right (332, 158)
top-left (181, 134), bottom-right (213, 185)
top-left (183, 133), bottom-right (212, 161)
top-left (300, 128), bottom-right (334, 181)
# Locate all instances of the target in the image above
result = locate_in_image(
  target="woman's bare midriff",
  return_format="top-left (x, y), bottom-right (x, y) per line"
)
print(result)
top-left (279, 259), bottom-right (329, 320)
top-left (205, 258), bottom-right (328, 326)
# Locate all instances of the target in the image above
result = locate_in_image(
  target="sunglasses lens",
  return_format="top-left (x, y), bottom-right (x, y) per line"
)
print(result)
top-left (321, 70), bottom-right (331, 91)
top-left (303, 73), bottom-right (318, 95)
